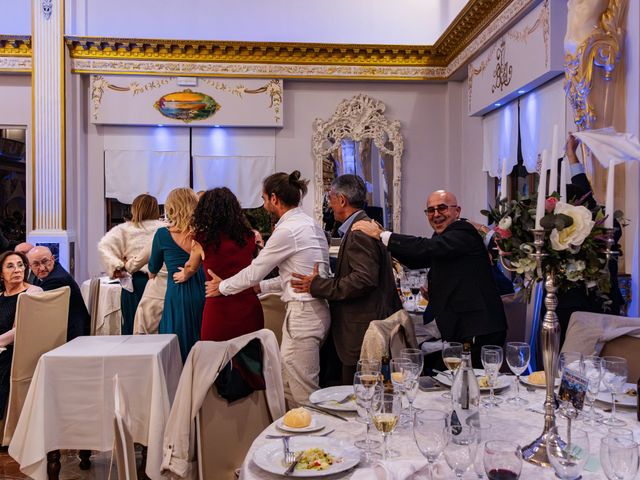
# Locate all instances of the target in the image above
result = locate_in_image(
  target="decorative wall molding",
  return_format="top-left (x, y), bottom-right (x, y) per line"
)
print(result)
top-left (0, 36), bottom-right (32, 56)
top-left (0, 56), bottom-right (32, 72)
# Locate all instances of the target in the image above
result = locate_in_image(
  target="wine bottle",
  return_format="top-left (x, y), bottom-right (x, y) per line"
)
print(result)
top-left (381, 353), bottom-right (393, 393)
top-left (450, 342), bottom-right (480, 428)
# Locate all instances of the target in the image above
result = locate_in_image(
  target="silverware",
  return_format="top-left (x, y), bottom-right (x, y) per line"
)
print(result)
top-left (283, 436), bottom-right (294, 464)
top-left (526, 407), bottom-right (545, 415)
top-left (284, 452), bottom-right (303, 476)
top-left (432, 368), bottom-right (452, 379)
top-left (302, 403), bottom-right (350, 422)
top-left (266, 428), bottom-right (335, 440)
top-left (333, 393), bottom-right (355, 405)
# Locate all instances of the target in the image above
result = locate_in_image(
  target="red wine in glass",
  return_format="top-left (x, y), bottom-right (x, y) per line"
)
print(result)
top-left (487, 469), bottom-right (519, 480)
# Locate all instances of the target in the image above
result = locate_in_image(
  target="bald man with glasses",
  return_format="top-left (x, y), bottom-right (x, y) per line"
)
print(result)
top-left (352, 190), bottom-right (507, 369)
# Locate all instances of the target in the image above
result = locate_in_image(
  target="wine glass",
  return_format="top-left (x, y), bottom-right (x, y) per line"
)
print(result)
top-left (481, 345), bottom-right (503, 408)
top-left (357, 358), bottom-right (382, 373)
top-left (441, 342), bottom-right (463, 399)
top-left (581, 355), bottom-right (603, 426)
top-left (443, 425), bottom-right (476, 478)
top-left (483, 440), bottom-right (522, 480)
top-left (413, 410), bottom-right (448, 480)
top-left (607, 427), bottom-right (635, 441)
top-left (400, 347), bottom-right (424, 375)
top-left (353, 371), bottom-right (382, 453)
top-left (371, 391), bottom-right (402, 461)
top-left (600, 436), bottom-right (640, 480)
top-left (505, 342), bottom-right (530, 406)
top-left (558, 351), bottom-right (584, 378)
top-left (402, 362), bottom-right (421, 423)
top-left (469, 419), bottom-right (494, 479)
top-left (409, 273), bottom-right (421, 311)
top-left (601, 356), bottom-right (628, 427)
top-left (546, 425), bottom-right (590, 480)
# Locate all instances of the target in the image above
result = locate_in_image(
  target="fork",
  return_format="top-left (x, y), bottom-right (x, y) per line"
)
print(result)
top-left (321, 393), bottom-right (354, 405)
top-left (266, 428), bottom-right (335, 440)
top-left (282, 436), bottom-right (296, 464)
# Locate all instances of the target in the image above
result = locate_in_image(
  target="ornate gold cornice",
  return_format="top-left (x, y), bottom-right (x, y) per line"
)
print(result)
top-left (0, 35), bottom-right (32, 57)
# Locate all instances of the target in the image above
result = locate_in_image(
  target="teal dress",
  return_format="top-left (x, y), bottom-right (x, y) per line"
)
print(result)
top-left (148, 227), bottom-right (205, 361)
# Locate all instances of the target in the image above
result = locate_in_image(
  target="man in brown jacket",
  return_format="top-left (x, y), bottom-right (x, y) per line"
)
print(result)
top-left (292, 174), bottom-right (402, 384)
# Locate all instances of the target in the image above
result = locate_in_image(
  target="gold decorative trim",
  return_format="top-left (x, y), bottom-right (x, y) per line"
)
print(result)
top-left (0, 35), bottom-right (32, 57)
top-left (0, 56), bottom-right (32, 72)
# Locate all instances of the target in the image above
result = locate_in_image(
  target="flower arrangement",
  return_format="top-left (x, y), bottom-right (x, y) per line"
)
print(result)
top-left (482, 192), bottom-right (622, 302)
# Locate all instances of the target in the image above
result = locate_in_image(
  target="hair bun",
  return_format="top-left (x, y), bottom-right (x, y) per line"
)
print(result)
top-left (289, 170), bottom-right (301, 183)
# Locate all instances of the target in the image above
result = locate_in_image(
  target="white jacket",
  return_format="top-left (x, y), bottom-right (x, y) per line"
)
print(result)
top-left (97, 219), bottom-right (165, 277)
top-left (161, 330), bottom-right (285, 479)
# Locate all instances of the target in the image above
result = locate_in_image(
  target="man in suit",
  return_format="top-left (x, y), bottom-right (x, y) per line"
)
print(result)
top-left (352, 190), bottom-right (507, 368)
top-left (27, 246), bottom-right (90, 340)
top-left (291, 175), bottom-right (402, 384)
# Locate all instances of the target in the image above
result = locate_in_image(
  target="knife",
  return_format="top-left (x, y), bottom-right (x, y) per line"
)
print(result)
top-left (284, 452), bottom-right (303, 476)
top-left (301, 403), bottom-right (350, 422)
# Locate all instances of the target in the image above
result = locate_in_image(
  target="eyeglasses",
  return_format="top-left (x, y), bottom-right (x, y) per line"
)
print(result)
top-left (424, 204), bottom-right (457, 216)
top-left (30, 257), bottom-right (53, 269)
top-left (3, 262), bottom-right (26, 271)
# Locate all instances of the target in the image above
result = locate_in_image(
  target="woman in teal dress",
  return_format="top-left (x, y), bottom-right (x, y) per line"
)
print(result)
top-left (148, 187), bottom-right (204, 361)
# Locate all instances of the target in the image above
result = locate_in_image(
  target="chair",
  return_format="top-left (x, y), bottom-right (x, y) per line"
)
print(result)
top-left (113, 376), bottom-right (138, 480)
top-left (2, 286), bottom-right (70, 445)
top-left (502, 293), bottom-right (528, 344)
top-left (600, 335), bottom-right (640, 382)
top-left (360, 309), bottom-right (418, 362)
top-left (259, 293), bottom-right (285, 346)
top-left (87, 277), bottom-right (101, 336)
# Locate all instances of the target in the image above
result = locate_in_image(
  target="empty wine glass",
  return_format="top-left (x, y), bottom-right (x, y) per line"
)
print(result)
top-left (481, 345), bottom-right (503, 408)
top-left (371, 391), bottom-right (402, 461)
top-left (469, 419), bottom-right (494, 479)
top-left (581, 355), bottom-right (603, 426)
top-left (483, 440), bottom-right (522, 480)
top-left (601, 356), bottom-right (628, 427)
top-left (353, 371), bottom-right (382, 453)
top-left (413, 410), bottom-right (448, 480)
top-left (506, 342), bottom-right (530, 406)
top-left (400, 347), bottom-right (424, 375)
top-left (607, 427), bottom-right (635, 441)
top-left (600, 436), bottom-right (640, 480)
top-left (558, 351), bottom-right (584, 378)
top-left (443, 425), bottom-right (476, 478)
top-left (441, 341), bottom-right (463, 399)
top-left (402, 362), bottom-right (421, 423)
top-left (357, 358), bottom-right (382, 373)
top-left (546, 425), bottom-right (590, 480)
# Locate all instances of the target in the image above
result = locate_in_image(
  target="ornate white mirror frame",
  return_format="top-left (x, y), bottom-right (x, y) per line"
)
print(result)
top-left (312, 94), bottom-right (403, 232)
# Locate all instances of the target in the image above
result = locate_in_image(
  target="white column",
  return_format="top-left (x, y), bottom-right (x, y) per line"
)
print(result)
top-left (28, 0), bottom-right (74, 272)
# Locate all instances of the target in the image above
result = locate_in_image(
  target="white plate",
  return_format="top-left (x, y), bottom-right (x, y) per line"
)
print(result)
top-left (276, 415), bottom-right (325, 433)
top-left (309, 386), bottom-right (356, 412)
top-left (252, 436), bottom-right (360, 477)
top-left (435, 368), bottom-right (511, 392)
top-left (597, 383), bottom-right (638, 407)
top-left (521, 373), bottom-right (561, 389)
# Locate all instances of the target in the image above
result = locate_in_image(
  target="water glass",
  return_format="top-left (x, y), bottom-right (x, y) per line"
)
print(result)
top-left (469, 419), bottom-right (494, 478)
top-left (353, 371), bottom-right (382, 453)
top-left (601, 356), bottom-right (628, 427)
top-left (371, 391), bottom-right (401, 460)
top-left (483, 440), bottom-right (522, 479)
top-left (607, 427), bottom-right (635, 441)
top-left (481, 345), bottom-right (503, 408)
top-left (546, 425), bottom-right (590, 480)
top-left (506, 342), bottom-right (530, 406)
top-left (413, 410), bottom-right (448, 479)
top-left (581, 356), bottom-right (603, 425)
top-left (443, 425), bottom-right (475, 478)
top-left (600, 436), bottom-right (639, 480)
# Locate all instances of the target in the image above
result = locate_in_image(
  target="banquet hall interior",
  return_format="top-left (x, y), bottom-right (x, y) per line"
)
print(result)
top-left (0, 0), bottom-right (639, 479)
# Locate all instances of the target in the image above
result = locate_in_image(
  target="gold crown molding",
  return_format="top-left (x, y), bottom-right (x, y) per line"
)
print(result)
top-left (0, 35), bottom-right (32, 57)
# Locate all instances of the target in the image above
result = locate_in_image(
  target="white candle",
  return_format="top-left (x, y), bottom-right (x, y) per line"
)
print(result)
top-left (605, 159), bottom-right (615, 229)
top-left (535, 149), bottom-right (549, 230)
top-left (500, 158), bottom-right (508, 201)
top-left (559, 159), bottom-right (568, 203)
top-left (548, 124), bottom-right (559, 195)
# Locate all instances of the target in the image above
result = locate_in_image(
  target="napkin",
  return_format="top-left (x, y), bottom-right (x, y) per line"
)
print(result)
top-left (351, 459), bottom-right (434, 480)
top-left (119, 272), bottom-right (134, 292)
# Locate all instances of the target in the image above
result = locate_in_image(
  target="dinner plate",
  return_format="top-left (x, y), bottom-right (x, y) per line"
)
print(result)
top-left (435, 368), bottom-right (510, 392)
top-left (276, 415), bottom-right (325, 433)
top-left (309, 386), bottom-right (357, 412)
top-left (253, 436), bottom-right (360, 477)
top-left (596, 383), bottom-right (638, 407)
top-left (520, 373), bottom-right (561, 389)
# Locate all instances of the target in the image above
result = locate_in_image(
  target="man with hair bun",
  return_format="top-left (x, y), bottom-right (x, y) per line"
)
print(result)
top-left (206, 170), bottom-right (330, 405)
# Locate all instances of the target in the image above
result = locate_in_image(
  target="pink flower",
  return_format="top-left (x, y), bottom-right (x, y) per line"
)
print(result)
top-left (494, 227), bottom-right (512, 239)
top-left (545, 196), bottom-right (558, 213)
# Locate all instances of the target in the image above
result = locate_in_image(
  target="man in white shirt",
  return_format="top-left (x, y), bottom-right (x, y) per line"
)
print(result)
top-left (206, 170), bottom-right (330, 404)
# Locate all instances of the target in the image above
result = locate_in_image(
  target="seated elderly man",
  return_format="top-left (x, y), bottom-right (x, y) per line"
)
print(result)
top-left (27, 246), bottom-right (90, 340)
top-left (353, 190), bottom-right (507, 368)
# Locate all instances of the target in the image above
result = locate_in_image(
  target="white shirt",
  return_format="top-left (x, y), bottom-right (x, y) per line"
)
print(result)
top-left (219, 207), bottom-right (330, 302)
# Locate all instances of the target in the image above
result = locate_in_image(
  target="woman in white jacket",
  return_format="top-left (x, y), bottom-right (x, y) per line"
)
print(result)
top-left (98, 194), bottom-right (165, 334)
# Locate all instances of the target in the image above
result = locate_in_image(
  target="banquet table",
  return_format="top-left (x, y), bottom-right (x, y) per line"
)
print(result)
top-left (8, 334), bottom-right (183, 480)
top-left (80, 277), bottom-right (122, 335)
top-left (240, 381), bottom-right (640, 479)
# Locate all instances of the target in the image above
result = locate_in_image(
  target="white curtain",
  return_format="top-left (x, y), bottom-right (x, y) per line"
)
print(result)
top-left (104, 150), bottom-right (190, 204)
top-left (192, 156), bottom-right (275, 208)
top-left (520, 77), bottom-right (568, 172)
top-left (482, 102), bottom-right (518, 177)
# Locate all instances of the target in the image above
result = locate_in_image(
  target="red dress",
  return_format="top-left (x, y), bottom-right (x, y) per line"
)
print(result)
top-left (198, 233), bottom-right (264, 341)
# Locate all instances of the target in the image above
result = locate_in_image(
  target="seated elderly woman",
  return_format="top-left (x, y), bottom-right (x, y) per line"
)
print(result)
top-left (0, 250), bottom-right (42, 418)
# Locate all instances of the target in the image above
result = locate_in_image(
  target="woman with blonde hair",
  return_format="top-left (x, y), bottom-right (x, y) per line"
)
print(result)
top-left (148, 188), bottom-right (204, 360)
top-left (98, 193), bottom-right (164, 334)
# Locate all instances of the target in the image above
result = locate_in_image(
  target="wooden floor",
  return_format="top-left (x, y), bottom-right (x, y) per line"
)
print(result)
top-left (0, 449), bottom-right (130, 479)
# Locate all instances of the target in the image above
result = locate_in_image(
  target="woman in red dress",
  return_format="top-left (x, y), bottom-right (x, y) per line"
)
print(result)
top-left (173, 187), bottom-right (264, 341)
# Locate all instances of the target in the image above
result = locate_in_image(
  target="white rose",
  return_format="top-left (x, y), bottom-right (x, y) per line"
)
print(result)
top-left (549, 202), bottom-right (594, 251)
top-left (565, 259), bottom-right (587, 282)
top-left (498, 216), bottom-right (512, 230)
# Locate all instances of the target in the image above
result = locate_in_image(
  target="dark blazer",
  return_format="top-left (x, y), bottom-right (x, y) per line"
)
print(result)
top-left (310, 211), bottom-right (403, 365)
top-left (34, 262), bottom-right (90, 341)
top-left (387, 219), bottom-right (507, 342)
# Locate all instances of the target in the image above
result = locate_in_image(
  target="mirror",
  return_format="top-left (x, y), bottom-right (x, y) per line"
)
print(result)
top-left (312, 94), bottom-right (403, 233)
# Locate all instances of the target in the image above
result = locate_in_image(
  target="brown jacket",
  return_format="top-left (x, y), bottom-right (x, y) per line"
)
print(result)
top-left (310, 211), bottom-right (402, 365)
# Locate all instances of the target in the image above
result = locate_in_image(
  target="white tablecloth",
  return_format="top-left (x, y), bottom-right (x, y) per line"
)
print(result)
top-left (8, 335), bottom-right (183, 480)
top-left (240, 383), bottom-right (640, 479)
top-left (81, 277), bottom-right (122, 335)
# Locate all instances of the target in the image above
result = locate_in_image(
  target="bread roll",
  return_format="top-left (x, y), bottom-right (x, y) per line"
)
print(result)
top-left (283, 407), bottom-right (312, 428)
top-left (528, 371), bottom-right (546, 385)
